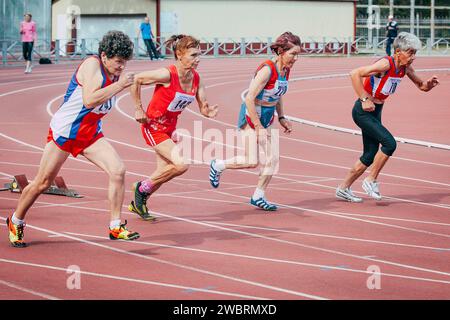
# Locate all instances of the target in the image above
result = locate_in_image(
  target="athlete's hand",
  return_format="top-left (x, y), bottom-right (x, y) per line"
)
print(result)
top-left (362, 99), bottom-right (375, 112)
top-left (171, 130), bottom-right (180, 143)
top-left (203, 102), bottom-right (219, 118)
top-left (425, 75), bottom-right (439, 91)
top-left (135, 106), bottom-right (148, 124)
top-left (118, 72), bottom-right (135, 89)
top-left (279, 118), bottom-right (292, 134)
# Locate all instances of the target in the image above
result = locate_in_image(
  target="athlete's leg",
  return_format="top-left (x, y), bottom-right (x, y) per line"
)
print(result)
top-left (339, 131), bottom-right (376, 189)
top-left (250, 128), bottom-right (278, 211)
top-left (256, 127), bottom-right (278, 190)
top-left (82, 137), bottom-right (126, 222)
top-left (150, 139), bottom-right (189, 186)
top-left (223, 125), bottom-right (259, 169)
top-left (14, 141), bottom-right (70, 220)
top-left (82, 138), bottom-right (139, 239)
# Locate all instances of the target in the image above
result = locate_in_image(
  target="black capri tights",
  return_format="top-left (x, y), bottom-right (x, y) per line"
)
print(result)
top-left (22, 41), bottom-right (34, 61)
top-left (352, 99), bottom-right (397, 167)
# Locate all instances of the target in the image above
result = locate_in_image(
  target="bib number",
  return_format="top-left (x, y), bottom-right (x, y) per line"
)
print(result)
top-left (167, 92), bottom-right (195, 112)
top-left (92, 97), bottom-right (115, 115)
top-left (381, 77), bottom-right (401, 95)
top-left (273, 80), bottom-right (288, 97)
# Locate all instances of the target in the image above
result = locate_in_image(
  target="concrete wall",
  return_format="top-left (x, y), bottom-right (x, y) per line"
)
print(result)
top-left (51, 0), bottom-right (156, 40)
top-left (160, 0), bottom-right (355, 41)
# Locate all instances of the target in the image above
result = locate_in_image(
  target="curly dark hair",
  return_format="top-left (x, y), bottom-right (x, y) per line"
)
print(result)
top-left (98, 30), bottom-right (133, 59)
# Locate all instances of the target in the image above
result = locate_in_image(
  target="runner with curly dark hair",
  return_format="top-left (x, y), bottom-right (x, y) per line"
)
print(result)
top-left (6, 31), bottom-right (140, 248)
top-left (98, 30), bottom-right (134, 59)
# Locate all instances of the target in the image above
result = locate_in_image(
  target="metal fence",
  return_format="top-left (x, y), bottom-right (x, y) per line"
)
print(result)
top-left (356, 16), bottom-right (450, 39)
top-left (2, 35), bottom-right (449, 66)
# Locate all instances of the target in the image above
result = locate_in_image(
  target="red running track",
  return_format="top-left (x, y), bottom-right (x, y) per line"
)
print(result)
top-left (0, 56), bottom-right (449, 300)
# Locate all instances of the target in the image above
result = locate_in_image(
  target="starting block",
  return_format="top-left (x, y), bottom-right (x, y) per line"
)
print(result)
top-left (2, 174), bottom-right (83, 198)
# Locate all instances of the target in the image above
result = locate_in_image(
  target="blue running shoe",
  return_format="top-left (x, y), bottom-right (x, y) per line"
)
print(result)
top-left (250, 197), bottom-right (278, 211)
top-left (209, 159), bottom-right (221, 188)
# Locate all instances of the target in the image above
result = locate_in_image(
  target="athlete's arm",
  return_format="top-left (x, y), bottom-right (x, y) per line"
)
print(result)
top-left (78, 57), bottom-right (133, 109)
top-left (350, 59), bottom-right (390, 99)
top-left (276, 98), bottom-right (292, 134)
top-left (245, 66), bottom-right (271, 130)
top-left (131, 68), bottom-right (171, 123)
top-left (131, 68), bottom-right (171, 108)
top-left (406, 66), bottom-right (439, 92)
top-left (350, 59), bottom-right (390, 112)
top-left (196, 77), bottom-right (218, 118)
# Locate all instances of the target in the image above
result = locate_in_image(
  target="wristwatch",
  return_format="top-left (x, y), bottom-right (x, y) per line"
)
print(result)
top-left (359, 97), bottom-right (370, 102)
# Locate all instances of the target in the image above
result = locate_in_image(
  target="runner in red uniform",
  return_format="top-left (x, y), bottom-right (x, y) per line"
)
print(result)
top-left (129, 35), bottom-right (219, 219)
top-left (6, 31), bottom-right (140, 248)
top-left (335, 32), bottom-right (439, 202)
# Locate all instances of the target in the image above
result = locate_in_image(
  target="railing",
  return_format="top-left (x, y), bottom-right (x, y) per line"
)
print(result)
top-left (1, 36), bottom-right (449, 66)
top-left (353, 36), bottom-right (450, 55)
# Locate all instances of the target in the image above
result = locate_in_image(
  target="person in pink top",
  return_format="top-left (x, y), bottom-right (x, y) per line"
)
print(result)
top-left (20, 13), bottom-right (37, 74)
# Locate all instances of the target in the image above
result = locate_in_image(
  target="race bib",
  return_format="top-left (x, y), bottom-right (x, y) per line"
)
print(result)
top-left (381, 77), bottom-right (402, 95)
top-left (273, 79), bottom-right (288, 97)
top-left (167, 92), bottom-right (195, 112)
top-left (92, 97), bottom-right (116, 115)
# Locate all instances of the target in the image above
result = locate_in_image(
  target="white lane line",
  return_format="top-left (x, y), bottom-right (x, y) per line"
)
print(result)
top-left (1, 129), bottom-right (449, 240)
top-left (3, 196), bottom-right (449, 280)
top-left (42, 73), bottom-right (450, 185)
top-left (110, 132), bottom-right (450, 210)
top-left (324, 210), bottom-right (450, 227)
top-left (3, 124), bottom-right (449, 224)
top-left (0, 215), bottom-right (327, 300)
top-left (113, 79), bottom-right (450, 168)
top-left (183, 108), bottom-right (450, 187)
top-left (65, 231), bottom-right (450, 285)
top-left (0, 82), bottom-right (67, 98)
top-left (0, 148), bottom-right (42, 154)
top-left (0, 279), bottom-right (61, 300)
top-left (203, 221), bottom-right (450, 251)
top-left (110, 102), bottom-right (450, 209)
top-left (213, 189), bottom-right (450, 238)
top-left (0, 161), bottom-right (104, 174)
top-left (0, 259), bottom-right (268, 300)
top-left (110, 131), bottom-right (450, 209)
top-left (149, 207), bottom-right (450, 278)
top-left (0, 75), bottom-right (70, 87)
top-left (4, 168), bottom-right (448, 228)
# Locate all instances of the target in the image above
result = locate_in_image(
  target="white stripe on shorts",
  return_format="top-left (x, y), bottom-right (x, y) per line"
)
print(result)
top-left (144, 128), bottom-right (156, 146)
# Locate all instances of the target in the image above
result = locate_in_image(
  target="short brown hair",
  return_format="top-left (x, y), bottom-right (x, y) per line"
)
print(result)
top-left (270, 32), bottom-right (301, 55)
top-left (165, 35), bottom-right (200, 60)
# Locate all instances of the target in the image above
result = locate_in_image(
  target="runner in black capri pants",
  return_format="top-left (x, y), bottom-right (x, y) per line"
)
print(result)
top-left (336, 32), bottom-right (440, 202)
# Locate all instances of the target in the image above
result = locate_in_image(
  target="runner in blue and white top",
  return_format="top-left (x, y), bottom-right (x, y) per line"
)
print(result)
top-left (209, 32), bottom-right (301, 212)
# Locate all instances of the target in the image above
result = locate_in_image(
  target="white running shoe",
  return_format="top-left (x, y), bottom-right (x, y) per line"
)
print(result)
top-left (362, 178), bottom-right (382, 200)
top-left (335, 187), bottom-right (363, 203)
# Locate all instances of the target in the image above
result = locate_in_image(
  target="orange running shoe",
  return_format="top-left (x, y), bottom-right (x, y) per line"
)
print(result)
top-left (109, 220), bottom-right (140, 241)
top-left (6, 216), bottom-right (27, 248)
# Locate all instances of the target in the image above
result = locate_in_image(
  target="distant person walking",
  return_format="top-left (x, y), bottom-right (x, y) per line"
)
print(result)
top-left (139, 16), bottom-right (161, 61)
top-left (386, 15), bottom-right (398, 56)
top-left (20, 13), bottom-right (37, 74)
